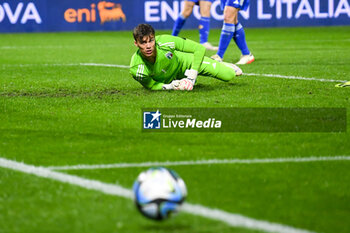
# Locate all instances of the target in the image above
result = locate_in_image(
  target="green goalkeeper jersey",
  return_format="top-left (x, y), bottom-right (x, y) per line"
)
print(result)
top-left (129, 35), bottom-right (206, 90)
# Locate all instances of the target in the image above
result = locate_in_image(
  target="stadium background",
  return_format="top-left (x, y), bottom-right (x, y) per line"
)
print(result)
top-left (0, 0), bottom-right (349, 33)
top-left (1, 1), bottom-right (350, 233)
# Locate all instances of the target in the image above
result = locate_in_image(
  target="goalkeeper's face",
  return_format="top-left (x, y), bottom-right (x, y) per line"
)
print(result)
top-left (134, 35), bottom-right (156, 60)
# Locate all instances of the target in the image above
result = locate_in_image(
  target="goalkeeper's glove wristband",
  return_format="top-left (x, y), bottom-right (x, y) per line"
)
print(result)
top-left (162, 80), bottom-right (181, 90)
top-left (162, 84), bottom-right (172, 90)
top-left (184, 69), bottom-right (198, 85)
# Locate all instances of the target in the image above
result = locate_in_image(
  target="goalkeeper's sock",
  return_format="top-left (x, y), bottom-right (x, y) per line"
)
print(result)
top-left (172, 14), bottom-right (187, 36)
top-left (233, 22), bottom-right (250, 55)
top-left (199, 16), bottom-right (210, 44)
top-left (217, 23), bottom-right (235, 58)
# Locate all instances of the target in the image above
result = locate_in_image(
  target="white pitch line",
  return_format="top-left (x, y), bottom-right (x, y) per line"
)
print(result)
top-left (77, 63), bottom-right (347, 83)
top-left (0, 45), bottom-right (69, 49)
top-left (0, 63), bottom-right (129, 69)
top-left (244, 73), bottom-right (347, 83)
top-left (0, 45), bottom-right (120, 49)
top-left (80, 63), bottom-right (130, 69)
top-left (0, 157), bottom-right (316, 233)
top-left (1, 63), bottom-right (79, 67)
top-left (0, 157), bottom-right (133, 199)
top-left (182, 204), bottom-right (315, 233)
top-left (48, 156), bottom-right (350, 171)
top-left (1, 62), bottom-right (347, 83)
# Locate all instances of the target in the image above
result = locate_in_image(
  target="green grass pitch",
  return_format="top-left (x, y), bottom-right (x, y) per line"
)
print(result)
top-left (0, 26), bottom-right (350, 233)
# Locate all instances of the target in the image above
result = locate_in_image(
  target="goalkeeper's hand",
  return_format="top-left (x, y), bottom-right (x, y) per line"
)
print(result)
top-left (184, 69), bottom-right (198, 85)
top-left (162, 78), bottom-right (193, 91)
top-left (178, 78), bottom-right (193, 91)
top-left (162, 80), bottom-right (181, 90)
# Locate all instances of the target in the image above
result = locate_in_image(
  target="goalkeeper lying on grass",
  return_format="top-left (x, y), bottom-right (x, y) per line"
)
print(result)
top-left (130, 23), bottom-right (242, 91)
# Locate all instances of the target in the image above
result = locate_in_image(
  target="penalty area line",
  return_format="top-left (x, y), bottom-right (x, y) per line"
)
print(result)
top-left (47, 156), bottom-right (350, 171)
top-left (79, 63), bottom-right (130, 69)
top-left (1, 62), bottom-right (347, 83)
top-left (78, 63), bottom-right (348, 83)
top-left (0, 157), bottom-right (316, 233)
top-left (78, 63), bottom-right (347, 83)
top-left (244, 73), bottom-right (347, 83)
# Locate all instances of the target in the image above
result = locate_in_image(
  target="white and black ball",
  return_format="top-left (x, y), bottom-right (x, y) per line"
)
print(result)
top-left (133, 167), bottom-right (187, 220)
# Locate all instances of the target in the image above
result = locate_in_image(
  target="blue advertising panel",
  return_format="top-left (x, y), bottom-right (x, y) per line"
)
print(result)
top-left (0, 0), bottom-right (349, 33)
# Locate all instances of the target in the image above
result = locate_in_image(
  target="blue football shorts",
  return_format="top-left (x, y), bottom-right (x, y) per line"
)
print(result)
top-left (221, 0), bottom-right (250, 11)
top-left (187, 0), bottom-right (216, 4)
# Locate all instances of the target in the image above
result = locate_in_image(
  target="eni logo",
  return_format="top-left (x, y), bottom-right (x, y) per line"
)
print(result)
top-left (64, 1), bottom-right (126, 24)
top-left (98, 1), bottom-right (126, 24)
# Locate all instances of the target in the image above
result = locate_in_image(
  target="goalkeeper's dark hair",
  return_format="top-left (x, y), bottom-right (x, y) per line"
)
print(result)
top-left (133, 24), bottom-right (155, 42)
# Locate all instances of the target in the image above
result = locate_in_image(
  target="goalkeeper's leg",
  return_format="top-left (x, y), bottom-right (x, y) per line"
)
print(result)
top-left (199, 56), bottom-right (242, 81)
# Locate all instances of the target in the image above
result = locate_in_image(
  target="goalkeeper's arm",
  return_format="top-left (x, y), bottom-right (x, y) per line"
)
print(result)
top-left (180, 38), bottom-right (205, 73)
top-left (157, 35), bottom-right (205, 77)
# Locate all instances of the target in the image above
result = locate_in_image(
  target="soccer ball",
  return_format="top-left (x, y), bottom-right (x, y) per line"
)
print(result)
top-left (133, 167), bottom-right (187, 220)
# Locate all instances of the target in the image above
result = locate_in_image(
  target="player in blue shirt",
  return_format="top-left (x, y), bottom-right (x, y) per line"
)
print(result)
top-left (172, 0), bottom-right (218, 51)
top-left (211, 0), bottom-right (254, 64)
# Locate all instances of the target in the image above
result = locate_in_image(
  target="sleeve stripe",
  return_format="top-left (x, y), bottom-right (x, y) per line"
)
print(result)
top-left (136, 65), bottom-right (141, 77)
top-left (136, 64), bottom-right (144, 79)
